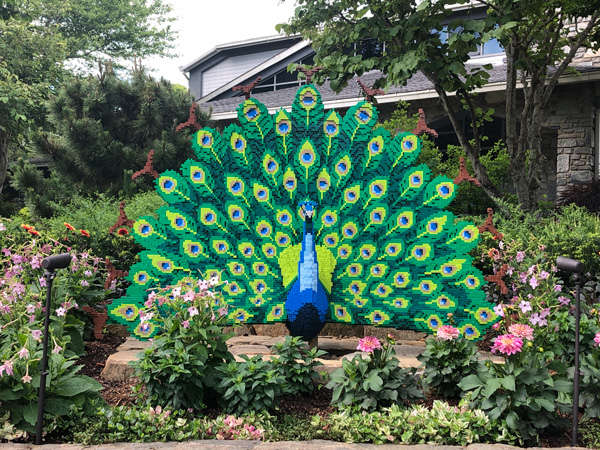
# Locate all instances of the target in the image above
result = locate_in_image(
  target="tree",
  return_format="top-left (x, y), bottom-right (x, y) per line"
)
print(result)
top-left (278, 0), bottom-right (600, 211)
top-left (0, 0), bottom-right (176, 194)
top-left (11, 65), bottom-right (211, 216)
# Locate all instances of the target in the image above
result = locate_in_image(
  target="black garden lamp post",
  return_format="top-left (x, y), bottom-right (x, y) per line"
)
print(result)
top-left (35, 253), bottom-right (72, 445)
top-left (556, 256), bottom-right (584, 447)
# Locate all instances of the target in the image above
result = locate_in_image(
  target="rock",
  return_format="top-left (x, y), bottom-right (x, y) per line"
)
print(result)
top-left (100, 350), bottom-right (142, 381)
top-left (317, 337), bottom-right (360, 355)
top-left (228, 336), bottom-right (283, 347)
top-left (363, 326), bottom-right (426, 341)
top-left (103, 323), bottom-right (130, 338)
top-left (253, 323), bottom-right (290, 336)
top-left (319, 323), bottom-right (365, 338)
top-left (229, 344), bottom-right (272, 356)
top-left (117, 337), bottom-right (152, 352)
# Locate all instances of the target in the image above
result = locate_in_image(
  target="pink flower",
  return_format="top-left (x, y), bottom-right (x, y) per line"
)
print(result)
top-left (55, 307), bottom-right (66, 317)
top-left (52, 344), bottom-right (63, 354)
top-left (18, 347), bottom-right (29, 359)
top-left (491, 334), bottom-right (523, 356)
top-left (516, 251), bottom-right (525, 262)
top-left (31, 329), bottom-right (42, 340)
top-left (519, 300), bottom-right (532, 313)
top-left (558, 296), bottom-right (571, 306)
top-left (529, 313), bottom-right (547, 327)
top-left (39, 276), bottom-right (47, 287)
top-left (3, 360), bottom-right (13, 375)
top-left (21, 374), bottom-right (32, 383)
top-left (594, 333), bottom-right (600, 347)
top-left (183, 291), bottom-right (195, 302)
top-left (493, 304), bottom-right (505, 317)
top-left (437, 325), bottom-right (460, 341)
top-left (553, 284), bottom-right (562, 292)
top-left (188, 306), bottom-right (199, 317)
top-left (539, 271), bottom-right (549, 280)
top-left (492, 322), bottom-right (501, 330)
top-left (181, 320), bottom-right (190, 329)
top-left (508, 323), bottom-right (534, 340)
top-left (80, 280), bottom-right (89, 287)
top-left (0, 223), bottom-right (5, 231)
top-left (26, 304), bottom-right (36, 314)
top-left (357, 336), bottom-right (382, 353)
top-left (529, 277), bottom-right (539, 289)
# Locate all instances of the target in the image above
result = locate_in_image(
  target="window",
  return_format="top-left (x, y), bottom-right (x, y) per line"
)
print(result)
top-left (438, 26), bottom-right (503, 57)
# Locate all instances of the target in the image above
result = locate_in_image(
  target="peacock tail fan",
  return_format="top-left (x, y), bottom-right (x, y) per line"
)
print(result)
top-left (108, 84), bottom-right (499, 340)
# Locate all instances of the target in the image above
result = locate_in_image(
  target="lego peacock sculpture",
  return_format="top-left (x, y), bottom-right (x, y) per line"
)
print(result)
top-left (109, 84), bottom-right (498, 341)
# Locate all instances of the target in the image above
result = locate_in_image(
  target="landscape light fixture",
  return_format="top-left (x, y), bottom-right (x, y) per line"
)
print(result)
top-left (36, 253), bottom-right (72, 445)
top-left (556, 256), bottom-right (584, 447)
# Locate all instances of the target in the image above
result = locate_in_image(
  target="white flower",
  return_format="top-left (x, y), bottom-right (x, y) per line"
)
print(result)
top-left (55, 307), bottom-right (67, 317)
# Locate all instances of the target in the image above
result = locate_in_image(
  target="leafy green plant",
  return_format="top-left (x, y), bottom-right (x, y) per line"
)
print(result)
top-left (459, 353), bottom-right (571, 445)
top-left (132, 276), bottom-right (234, 410)
top-left (326, 335), bottom-right (422, 411)
top-left (310, 399), bottom-right (519, 445)
top-left (217, 355), bottom-right (285, 415)
top-left (0, 231), bottom-right (105, 431)
top-left (270, 336), bottom-right (325, 396)
top-left (580, 420), bottom-right (600, 449)
top-left (0, 411), bottom-right (27, 441)
top-left (418, 323), bottom-right (483, 398)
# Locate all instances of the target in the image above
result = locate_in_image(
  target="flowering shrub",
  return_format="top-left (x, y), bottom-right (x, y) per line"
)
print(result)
top-left (418, 319), bottom-right (483, 398)
top-left (133, 275), bottom-right (234, 410)
top-left (0, 228), bottom-right (106, 431)
top-left (211, 414), bottom-right (264, 440)
top-left (326, 335), bottom-right (422, 411)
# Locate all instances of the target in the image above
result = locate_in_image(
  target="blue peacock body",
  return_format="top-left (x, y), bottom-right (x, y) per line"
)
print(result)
top-left (109, 84), bottom-right (498, 341)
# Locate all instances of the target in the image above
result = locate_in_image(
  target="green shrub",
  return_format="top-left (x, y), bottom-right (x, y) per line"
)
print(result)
top-left (480, 202), bottom-right (600, 276)
top-left (418, 324), bottom-right (483, 398)
top-left (580, 420), bottom-right (600, 449)
top-left (326, 335), bottom-right (422, 411)
top-left (310, 400), bottom-right (519, 445)
top-left (217, 355), bottom-right (285, 415)
top-left (270, 336), bottom-right (325, 396)
top-left (132, 276), bottom-right (234, 410)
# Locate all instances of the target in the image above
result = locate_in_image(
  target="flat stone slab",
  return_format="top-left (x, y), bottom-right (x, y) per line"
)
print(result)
top-left (229, 344), bottom-right (272, 356)
top-left (228, 336), bottom-right (283, 347)
top-left (100, 350), bottom-right (143, 381)
top-left (117, 337), bottom-right (152, 352)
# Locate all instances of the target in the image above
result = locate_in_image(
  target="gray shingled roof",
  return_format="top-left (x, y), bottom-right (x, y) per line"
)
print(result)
top-left (202, 65), bottom-right (511, 115)
top-left (201, 64), bottom-right (600, 117)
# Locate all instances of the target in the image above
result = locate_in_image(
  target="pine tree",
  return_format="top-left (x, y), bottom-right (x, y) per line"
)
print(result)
top-left (12, 63), bottom-right (211, 215)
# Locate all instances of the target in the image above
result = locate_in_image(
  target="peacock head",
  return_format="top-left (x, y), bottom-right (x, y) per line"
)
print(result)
top-left (299, 199), bottom-right (318, 219)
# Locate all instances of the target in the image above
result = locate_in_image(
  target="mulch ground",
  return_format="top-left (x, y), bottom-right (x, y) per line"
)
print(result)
top-left (79, 332), bottom-right (578, 447)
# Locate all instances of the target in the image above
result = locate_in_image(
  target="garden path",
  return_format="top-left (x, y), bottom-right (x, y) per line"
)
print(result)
top-left (99, 336), bottom-right (502, 382)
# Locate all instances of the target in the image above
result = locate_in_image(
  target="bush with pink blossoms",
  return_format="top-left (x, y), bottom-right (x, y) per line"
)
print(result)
top-left (418, 318), bottom-right (483, 399)
top-left (132, 275), bottom-right (235, 410)
top-left (0, 231), bottom-right (106, 433)
top-left (326, 334), bottom-right (422, 411)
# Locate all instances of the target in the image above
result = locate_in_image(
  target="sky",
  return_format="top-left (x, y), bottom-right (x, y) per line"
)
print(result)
top-left (145, 0), bottom-right (299, 86)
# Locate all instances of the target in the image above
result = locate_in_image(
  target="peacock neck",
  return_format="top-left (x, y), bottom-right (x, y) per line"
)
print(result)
top-left (298, 216), bottom-right (318, 293)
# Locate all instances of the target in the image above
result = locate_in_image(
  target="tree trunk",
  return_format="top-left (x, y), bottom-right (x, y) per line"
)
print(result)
top-left (0, 132), bottom-right (10, 195)
top-left (421, 70), bottom-right (502, 202)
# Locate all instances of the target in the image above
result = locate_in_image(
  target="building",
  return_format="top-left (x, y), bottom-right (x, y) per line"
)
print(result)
top-left (180, 30), bottom-right (600, 200)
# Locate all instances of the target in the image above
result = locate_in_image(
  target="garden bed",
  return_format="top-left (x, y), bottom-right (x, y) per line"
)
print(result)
top-left (73, 331), bottom-right (582, 448)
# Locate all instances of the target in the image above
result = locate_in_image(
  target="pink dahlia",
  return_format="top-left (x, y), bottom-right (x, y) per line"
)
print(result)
top-left (491, 334), bottom-right (523, 356)
top-left (508, 323), bottom-right (534, 340)
top-left (437, 325), bottom-right (460, 341)
top-left (357, 336), bottom-right (382, 353)
top-left (594, 332), bottom-right (600, 347)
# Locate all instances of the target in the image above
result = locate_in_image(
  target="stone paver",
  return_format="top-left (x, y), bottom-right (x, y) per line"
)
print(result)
top-left (0, 441), bottom-right (580, 450)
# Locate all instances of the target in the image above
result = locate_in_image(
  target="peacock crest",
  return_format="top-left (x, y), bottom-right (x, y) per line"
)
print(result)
top-left (108, 84), bottom-right (498, 340)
